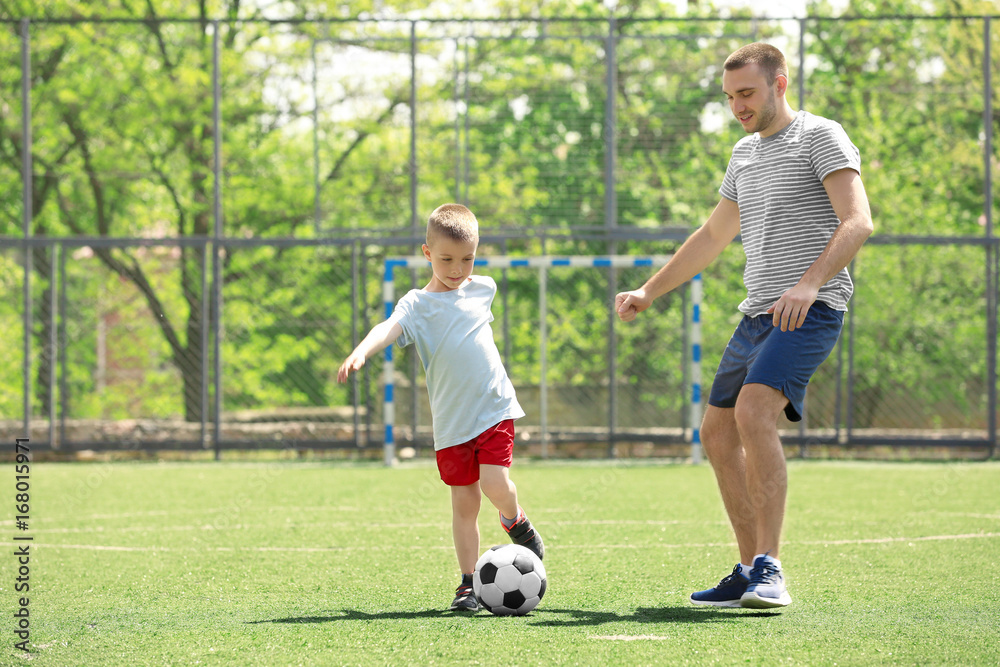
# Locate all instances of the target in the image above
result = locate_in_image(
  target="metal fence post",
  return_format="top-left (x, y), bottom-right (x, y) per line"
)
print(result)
top-left (211, 20), bottom-right (224, 460)
top-left (453, 37), bottom-right (462, 201)
top-left (312, 37), bottom-right (322, 234)
top-left (983, 17), bottom-right (996, 458)
top-left (540, 265), bottom-right (548, 459)
top-left (798, 18), bottom-right (806, 109)
top-left (200, 241), bottom-right (210, 448)
top-left (361, 248), bottom-right (372, 445)
top-left (604, 16), bottom-right (617, 226)
top-left (21, 18), bottom-right (33, 440)
top-left (463, 34), bottom-right (471, 204)
top-left (410, 20), bottom-right (418, 236)
top-left (58, 242), bottom-right (67, 448)
top-left (605, 16), bottom-right (619, 459)
top-left (846, 260), bottom-right (858, 442)
top-left (47, 244), bottom-right (57, 448)
top-left (409, 21), bottom-right (420, 451)
top-left (351, 243), bottom-right (361, 448)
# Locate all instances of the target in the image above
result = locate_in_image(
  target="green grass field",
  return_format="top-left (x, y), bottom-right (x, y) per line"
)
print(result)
top-left (4, 458), bottom-right (999, 665)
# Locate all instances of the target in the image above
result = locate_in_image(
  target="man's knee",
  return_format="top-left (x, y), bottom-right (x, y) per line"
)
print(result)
top-left (700, 408), bottom-right (737, 458)
top-left (733, 384), bottom-right (786, 435)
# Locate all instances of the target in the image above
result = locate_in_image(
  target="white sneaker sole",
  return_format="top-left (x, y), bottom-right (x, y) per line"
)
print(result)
top-left (690, 596), bottom-right (743, 608)
top-left (739, 590), bottom-right (792, 609)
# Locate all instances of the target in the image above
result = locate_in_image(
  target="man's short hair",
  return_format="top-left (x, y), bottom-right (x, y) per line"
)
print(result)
top-left (427, 203), bottom-right (479, 245)
top-left (723, 42), bottom-right (788, 85)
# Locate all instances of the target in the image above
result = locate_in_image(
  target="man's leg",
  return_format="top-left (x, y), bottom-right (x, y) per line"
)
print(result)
top-left (690, 404), bottom-right (757, 607)
top-left (733, 382), bottom-right (793, 609)
top-left (732, 383), bottom-right (790, 558)
top-left (700, 404), bottom-right (756, 566)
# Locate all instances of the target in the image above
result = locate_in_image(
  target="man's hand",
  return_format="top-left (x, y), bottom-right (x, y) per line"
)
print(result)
top-left (767, 283), bottom-right (819, 332)
top-left (615, 289), bottom-right (652, 323)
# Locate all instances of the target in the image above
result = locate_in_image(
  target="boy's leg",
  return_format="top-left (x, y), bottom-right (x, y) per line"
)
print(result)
top-left (437, 442), bottom-right (483, 611)
top-left (474, 420), bottom-right (519, 521)
top-left (450, 482), bottom-right (482, 575)
top-left (478, 464), bottom-right (518, 521)
top-left (481, 464), bottom-right (544, 560)
top-left (449, 483), bottom-right (482, 612)
top-left (476, 420), bottom-right (544, 560)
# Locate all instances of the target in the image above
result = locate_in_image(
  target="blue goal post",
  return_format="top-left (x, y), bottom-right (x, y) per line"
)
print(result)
top-left (380, 255), bottom-right (703, 465)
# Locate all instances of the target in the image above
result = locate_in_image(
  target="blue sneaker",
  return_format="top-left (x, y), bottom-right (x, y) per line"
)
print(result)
top-left (740, 554), bottom-right (792, 609)
top-left (690, 564), bottom-right (749, 607)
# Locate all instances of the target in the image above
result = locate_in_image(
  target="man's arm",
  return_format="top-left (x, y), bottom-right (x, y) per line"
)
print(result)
top-left (768, 167), bottom-right (874, 331)
top-left (615, 197), bottom-right (741, 322)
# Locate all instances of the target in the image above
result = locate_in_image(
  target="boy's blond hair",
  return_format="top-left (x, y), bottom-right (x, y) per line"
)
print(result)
top-left (427, 203), bottom-right (479, 245)
top-left (723, 42), bottom-right (788, 85)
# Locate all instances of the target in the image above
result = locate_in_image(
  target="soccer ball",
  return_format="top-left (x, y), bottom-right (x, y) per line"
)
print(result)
top-left (473, 544), bottom-right (547, 616)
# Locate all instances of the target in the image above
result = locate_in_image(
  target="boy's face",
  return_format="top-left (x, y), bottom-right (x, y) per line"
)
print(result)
top-left (422, 235), bottom-right (478, 292)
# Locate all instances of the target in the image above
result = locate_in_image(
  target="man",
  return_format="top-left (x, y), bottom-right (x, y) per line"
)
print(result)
top-left (615, 42), bottom-right (873, 609)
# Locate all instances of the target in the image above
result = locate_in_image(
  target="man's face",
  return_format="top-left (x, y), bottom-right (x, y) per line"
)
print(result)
top-left (722, 63), bottom-right (782, 136)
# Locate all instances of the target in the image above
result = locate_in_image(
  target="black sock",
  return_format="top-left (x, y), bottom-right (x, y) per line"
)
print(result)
top-left (461, 573), bottom-right (474, 588)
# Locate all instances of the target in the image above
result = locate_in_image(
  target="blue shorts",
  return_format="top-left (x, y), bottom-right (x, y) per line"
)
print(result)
top-left (707, 301), bottom-right (844, 422)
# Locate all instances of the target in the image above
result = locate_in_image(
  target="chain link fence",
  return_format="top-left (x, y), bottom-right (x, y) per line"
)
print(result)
top-left (1, 14), bottom-right (997, 458)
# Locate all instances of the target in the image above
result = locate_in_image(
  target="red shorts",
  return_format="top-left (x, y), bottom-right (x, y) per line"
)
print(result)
top-left (436, 420), bottom-right (515, 487)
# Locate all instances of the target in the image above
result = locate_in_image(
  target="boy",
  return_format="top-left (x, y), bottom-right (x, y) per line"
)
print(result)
top-left (337, 203), bottom-right (544, 612)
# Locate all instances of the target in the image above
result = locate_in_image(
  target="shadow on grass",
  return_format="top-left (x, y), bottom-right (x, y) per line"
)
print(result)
top-left (249, 606), bottom-right (780, 626)
top-left (529, 606), bottom-right (781, 626)
top-left (247, 609), bottom-right (452, 623)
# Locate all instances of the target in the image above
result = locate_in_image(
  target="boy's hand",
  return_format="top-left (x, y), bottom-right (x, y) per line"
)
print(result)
top-left (337, 353), bottom-right (366, 383)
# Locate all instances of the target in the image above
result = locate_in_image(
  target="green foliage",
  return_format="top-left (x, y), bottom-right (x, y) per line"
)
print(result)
top-left (60, 247), bottom-right (193, 420)
top-left (1, 0), bottom-right (997, 431)
top-left (801, 0), bottom-right (998, 426)
top-left (0, 251), bottom-right (23, 417)
top-left (222, 245), bottom-right (355, 410)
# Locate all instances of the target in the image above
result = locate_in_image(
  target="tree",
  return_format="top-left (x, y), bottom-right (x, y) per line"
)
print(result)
top-left (802, 0), bottom-right (999, 427)
top-left (0, 0), bottom-right (441, 421)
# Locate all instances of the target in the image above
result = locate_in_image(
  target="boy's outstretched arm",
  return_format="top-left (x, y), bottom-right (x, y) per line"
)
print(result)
top-left (337, 320), bottom-right (403, 383)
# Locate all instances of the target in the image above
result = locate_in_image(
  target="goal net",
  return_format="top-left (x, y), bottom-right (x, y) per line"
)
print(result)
top-left (381, 255), bottom-right (702, 465)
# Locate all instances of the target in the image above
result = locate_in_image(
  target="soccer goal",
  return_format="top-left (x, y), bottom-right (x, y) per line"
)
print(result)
top-left (381, 255), bottom-right (703, 466)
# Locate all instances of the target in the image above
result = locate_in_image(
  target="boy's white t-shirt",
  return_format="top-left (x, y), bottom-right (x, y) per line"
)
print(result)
top-left (388, 274), bottom-right (525, 451)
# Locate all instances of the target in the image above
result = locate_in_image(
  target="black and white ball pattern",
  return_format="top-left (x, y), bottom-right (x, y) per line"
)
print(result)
top-left (473, 544), bottom-right (547, 616)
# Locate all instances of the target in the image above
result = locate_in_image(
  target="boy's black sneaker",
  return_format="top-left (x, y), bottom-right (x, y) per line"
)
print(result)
top-left (450, 584), bottom-right (479, 612)
top-left (502, 511), bottom-right (545, 560)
